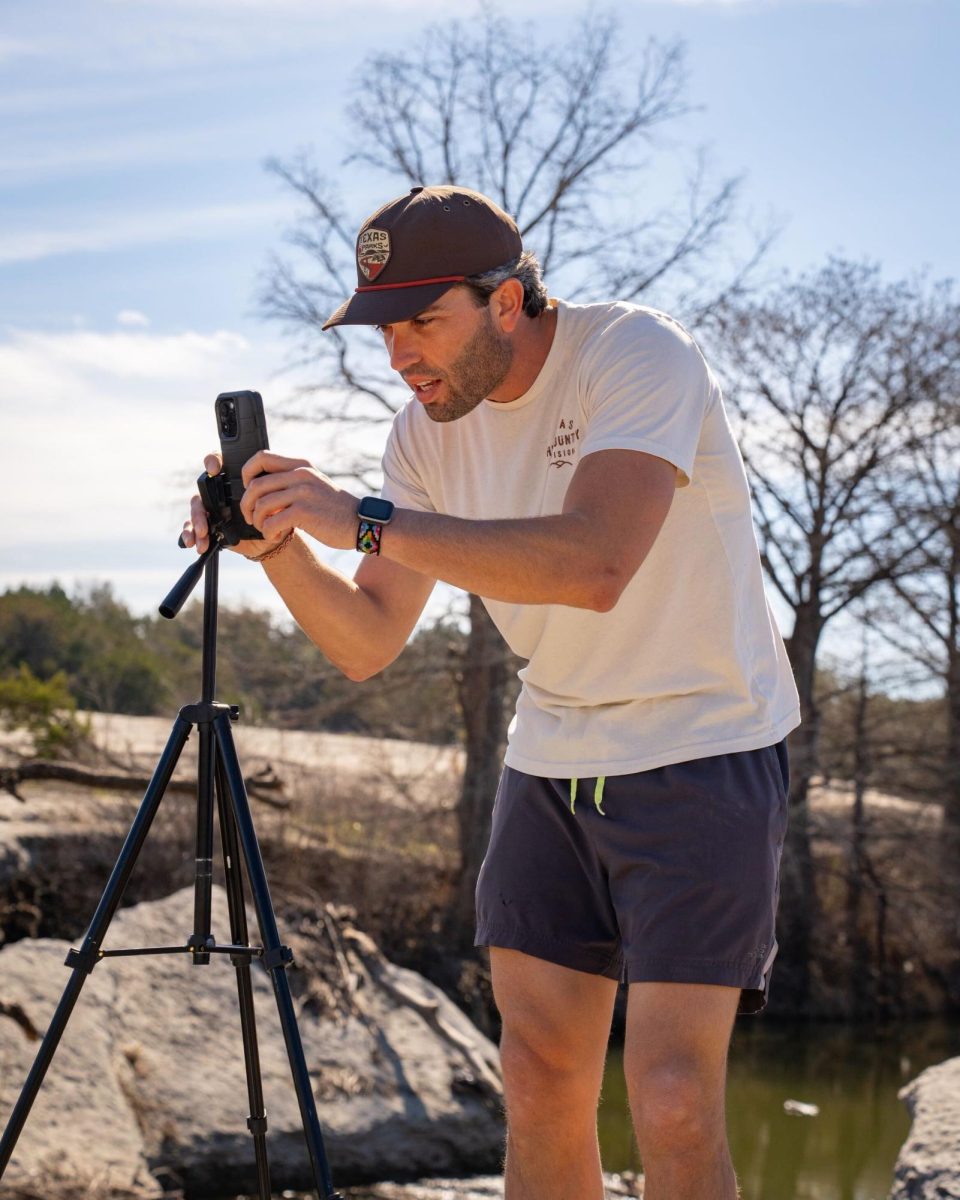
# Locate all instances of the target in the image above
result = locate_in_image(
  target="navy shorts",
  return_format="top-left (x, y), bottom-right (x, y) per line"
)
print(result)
top-left (475, 741), bottom-right (790, 1015)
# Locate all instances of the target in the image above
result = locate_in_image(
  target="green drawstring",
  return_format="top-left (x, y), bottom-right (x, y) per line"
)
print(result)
top-left (569, 776), bottom-right (606, 815)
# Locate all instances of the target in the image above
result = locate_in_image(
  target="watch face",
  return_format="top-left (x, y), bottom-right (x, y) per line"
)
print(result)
top-left (359, 496), bottom-right (394, 523)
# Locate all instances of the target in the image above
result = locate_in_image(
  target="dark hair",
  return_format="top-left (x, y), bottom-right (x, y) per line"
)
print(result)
top-left (460, 251), bottom-right (549, 318)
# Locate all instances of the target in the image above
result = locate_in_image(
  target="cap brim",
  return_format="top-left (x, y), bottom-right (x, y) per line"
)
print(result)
top-left (322, 280), bottom-right (459, 331)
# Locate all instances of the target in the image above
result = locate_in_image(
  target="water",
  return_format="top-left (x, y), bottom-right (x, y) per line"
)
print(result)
top-left (597, 1018), bottom-right (960, 1200)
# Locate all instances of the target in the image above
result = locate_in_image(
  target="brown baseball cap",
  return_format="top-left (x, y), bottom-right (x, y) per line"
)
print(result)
top-left (322, 185), bottom-right (523, 330)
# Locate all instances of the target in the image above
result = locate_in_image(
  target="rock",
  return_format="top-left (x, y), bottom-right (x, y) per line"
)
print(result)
top-left (0, 887), bottom-right (504, 1198)
top-left (783, 1099), bottom-right (819, 1117)
top-left (342, 1170), bottom-right (644, 1197)
top-left (890, 1056), bottom-right (960, 1199)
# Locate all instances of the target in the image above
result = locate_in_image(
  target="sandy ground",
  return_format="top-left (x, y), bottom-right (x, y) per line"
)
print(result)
top-left (1, 712), bottom-right (942, 828)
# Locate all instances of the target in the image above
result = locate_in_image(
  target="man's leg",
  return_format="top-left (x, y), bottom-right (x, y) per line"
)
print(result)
top-left (624, 981), bottom-right (741, 1200)
top-left (490, 946), bottom-right (618, 1200)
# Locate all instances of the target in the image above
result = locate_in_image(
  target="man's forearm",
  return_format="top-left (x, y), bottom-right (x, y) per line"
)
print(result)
top-left (379, 508), bottom-right (619, 610)
top-left (258, 534), bottom-right (384, 679)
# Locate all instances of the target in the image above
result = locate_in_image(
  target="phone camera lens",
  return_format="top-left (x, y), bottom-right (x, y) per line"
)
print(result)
top-left (219, 399), bottom-right (239, 439)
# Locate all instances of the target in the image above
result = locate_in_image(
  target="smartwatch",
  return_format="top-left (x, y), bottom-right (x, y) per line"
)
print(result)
top-left (356, 496), bottom-right (395, 556)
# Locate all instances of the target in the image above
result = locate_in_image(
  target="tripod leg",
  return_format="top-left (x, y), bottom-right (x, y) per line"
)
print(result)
top-left (190, 720), bottom-right (217, 964)
top-left (212, 713), bottom-right (343, 1200)
top-left (0, 717), bottom-right (193, 1178)
top-left (215, 755), bottom-right (271, 1200)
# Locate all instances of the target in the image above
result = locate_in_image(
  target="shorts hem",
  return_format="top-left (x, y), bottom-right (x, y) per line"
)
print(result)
top-left (626, 954), bottom-right (773, 1015)
top-left (475, 924), bottom-right (622, 980)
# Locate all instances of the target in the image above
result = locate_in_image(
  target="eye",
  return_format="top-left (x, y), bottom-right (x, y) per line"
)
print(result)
top-left (411, 316), bottom-right (433, 328)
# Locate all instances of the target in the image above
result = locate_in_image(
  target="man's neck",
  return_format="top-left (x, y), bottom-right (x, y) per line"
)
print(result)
top-left (489, 301), bottom-right (558, 403)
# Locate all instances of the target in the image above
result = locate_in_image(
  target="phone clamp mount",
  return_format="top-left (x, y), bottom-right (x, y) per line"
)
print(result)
top-left (0, 535), bottom-right (345, 1199)
top-left (197, 467), bottom-right (263, 547)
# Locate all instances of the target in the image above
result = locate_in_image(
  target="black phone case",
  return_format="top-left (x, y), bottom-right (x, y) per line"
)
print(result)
top-left (215, 390), bottom-right (269, 541)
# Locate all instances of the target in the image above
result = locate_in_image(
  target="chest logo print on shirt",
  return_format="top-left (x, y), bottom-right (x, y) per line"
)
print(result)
top-left (547, 417), bottom-right (581, 468)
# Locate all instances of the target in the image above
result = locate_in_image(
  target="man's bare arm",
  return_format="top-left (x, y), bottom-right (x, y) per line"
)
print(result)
top-left (240, 447), bottom-right (677, 614)
top-left (183, 454), bottom-right (436, 681)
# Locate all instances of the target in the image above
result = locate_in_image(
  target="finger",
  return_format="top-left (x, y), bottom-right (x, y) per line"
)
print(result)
top-left (242, 450), bottom-right (311, 488)
top-left (240, 469), bottom-right (303, 522)
top-left (249, 487), bottom-right (296, 531)
top-left (184, 494), bottom-right (210, 553)
top-left (190, 497), bottom-right (209, 540)
top-left (204, 452), bottom-right (223, 476)
top-left (261, 510), bottom-right (295, 541)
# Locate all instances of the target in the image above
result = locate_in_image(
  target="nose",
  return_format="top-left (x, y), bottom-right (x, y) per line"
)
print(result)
top-left (385, 325), bottom-right (419, 374)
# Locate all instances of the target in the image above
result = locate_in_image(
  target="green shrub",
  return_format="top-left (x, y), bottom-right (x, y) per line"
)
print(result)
top-left (0, 663), bottom-right (91, 758)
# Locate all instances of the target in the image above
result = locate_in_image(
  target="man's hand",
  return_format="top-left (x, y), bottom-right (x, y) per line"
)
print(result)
top-left (239, 451), bottom-right (359, 551)
top-left (180, 453), bottom-right (272, 559)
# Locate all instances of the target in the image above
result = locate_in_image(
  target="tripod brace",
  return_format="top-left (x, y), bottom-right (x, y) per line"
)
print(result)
top-left (0, 537), bottom-right (344, 1200)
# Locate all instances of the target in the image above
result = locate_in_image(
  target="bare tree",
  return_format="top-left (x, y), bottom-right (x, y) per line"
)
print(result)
top-left (865, 385), bottom-right (960, 829)
top-left (260, 5), bottom-right (765, 942)
top-left (706, 260), bottom-right (958, 999)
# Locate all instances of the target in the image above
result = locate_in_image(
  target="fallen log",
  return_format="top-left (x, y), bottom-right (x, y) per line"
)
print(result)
top-left (0, 761), bottom-right (287, 807)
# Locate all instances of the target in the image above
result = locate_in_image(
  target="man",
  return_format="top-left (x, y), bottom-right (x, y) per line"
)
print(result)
top-left (185, 185), bottom-right (800, 1200)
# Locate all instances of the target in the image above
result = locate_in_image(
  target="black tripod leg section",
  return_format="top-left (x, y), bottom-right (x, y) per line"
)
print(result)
top-left (213, 714), bottom-right (343, 1200)
top-left (215, 755), bottom-right (271, 1200)
top-left (191, 721), bottom-right (217, 964)
top-left (0, 717), bottom-right (193, 1179)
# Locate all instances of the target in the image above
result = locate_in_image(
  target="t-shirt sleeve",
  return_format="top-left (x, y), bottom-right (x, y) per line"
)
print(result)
top-left (578, 309), bottom-right (715, 487)
top-left (380, 407), bottom-right (437, 513)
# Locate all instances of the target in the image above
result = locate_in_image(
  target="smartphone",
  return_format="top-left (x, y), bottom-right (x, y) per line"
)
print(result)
top-left (215, 390), bottom-right (269, 541)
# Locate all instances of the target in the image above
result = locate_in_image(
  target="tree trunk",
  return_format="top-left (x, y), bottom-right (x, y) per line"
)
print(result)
top-left (448, 596), bottom-right (511, 951)
top-left (846, 666), bottom-right (874, 1019)
top-left (781, 603), bottom-right (823, 1011)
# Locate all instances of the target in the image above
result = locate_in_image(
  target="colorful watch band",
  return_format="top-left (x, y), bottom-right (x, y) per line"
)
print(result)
top-left (357, 520), bottom-right (383, 555)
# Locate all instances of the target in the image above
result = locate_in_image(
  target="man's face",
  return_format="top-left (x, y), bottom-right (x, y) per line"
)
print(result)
top-left (377, 286), bottom-right (514, 423)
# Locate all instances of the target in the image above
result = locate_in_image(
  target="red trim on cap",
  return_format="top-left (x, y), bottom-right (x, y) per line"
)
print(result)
top-left (355, 274), bottom-right (465, 293)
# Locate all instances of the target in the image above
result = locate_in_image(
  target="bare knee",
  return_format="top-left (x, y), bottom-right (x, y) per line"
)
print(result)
top-left (628, 1062), bottom-right (726, 1157)
top-left (500, 1023), bottom-right (600, 1129)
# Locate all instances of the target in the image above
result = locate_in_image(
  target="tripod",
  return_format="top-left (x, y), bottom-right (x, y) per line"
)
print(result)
top-left (0, 539), bottom-right (344, 1200)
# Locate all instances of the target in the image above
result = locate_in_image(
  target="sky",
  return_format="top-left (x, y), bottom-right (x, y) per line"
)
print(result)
top-left (2, 0), bottom-right (957, 648)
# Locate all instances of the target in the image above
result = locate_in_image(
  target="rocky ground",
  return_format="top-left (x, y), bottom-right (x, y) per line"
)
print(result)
top-left (1, 714), bottom-right (956, 1199)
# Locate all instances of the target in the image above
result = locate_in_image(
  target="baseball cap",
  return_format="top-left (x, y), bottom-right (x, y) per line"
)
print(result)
top-left (322, 185), bottom-right (523, 330)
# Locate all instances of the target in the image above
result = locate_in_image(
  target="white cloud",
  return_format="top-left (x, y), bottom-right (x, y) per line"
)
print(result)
top-left (117, 310), bottom-right (151, 328)
top-left (0, 200), bottom-right (290, 265)
top-left (0, 321), bottom-right (340, 607)
top-left (2, 327), bottom-right (250, 387)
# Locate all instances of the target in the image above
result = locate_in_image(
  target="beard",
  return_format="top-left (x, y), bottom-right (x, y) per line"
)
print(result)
top-left (420, 308), bottom-right (514, 423)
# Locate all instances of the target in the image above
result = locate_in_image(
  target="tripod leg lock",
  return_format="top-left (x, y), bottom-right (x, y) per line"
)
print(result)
top-left (65, 943), bottom-right (102, 974)
top-left (261, 945), bottom-right (295, 971)
top-left (246, 1114), bottom-right (268, 1136)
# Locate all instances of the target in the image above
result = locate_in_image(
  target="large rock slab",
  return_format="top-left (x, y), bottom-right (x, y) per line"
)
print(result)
top-left (344, 1172), bottom-right (643, 1197)
top-left (0, 887), bottom-right (503, 1198)
top-left (891, 1056), bottom-right (960, 1199)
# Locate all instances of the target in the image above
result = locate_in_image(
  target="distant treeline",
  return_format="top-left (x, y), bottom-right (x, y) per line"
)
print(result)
top-left (0, 583), bottom-right (468, 746)
top-left (0, 582), bottom-right (947, 791)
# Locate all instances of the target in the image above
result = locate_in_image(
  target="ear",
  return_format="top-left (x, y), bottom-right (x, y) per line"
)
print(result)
top-left (490, 278), bottom-right (525, 333)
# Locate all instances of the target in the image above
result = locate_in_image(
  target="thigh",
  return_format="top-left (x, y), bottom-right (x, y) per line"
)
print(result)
top-left (596, 743), bottom-right (788, 1013)
top-left (476, 767), bottom-right (623, 979)
top-left (490, 947), bottom-right (618, 1078)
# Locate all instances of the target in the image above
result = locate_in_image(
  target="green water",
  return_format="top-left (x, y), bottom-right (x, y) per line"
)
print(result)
top-left (597, 1019), bottom-right (960, 1200)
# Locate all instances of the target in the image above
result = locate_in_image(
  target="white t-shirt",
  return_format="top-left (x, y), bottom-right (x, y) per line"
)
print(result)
top-left (381, 299), bottom-right (800, 777)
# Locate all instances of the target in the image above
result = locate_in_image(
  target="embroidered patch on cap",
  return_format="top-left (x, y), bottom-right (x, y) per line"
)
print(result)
top-left (357, 228), bottom-right (391, 281)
